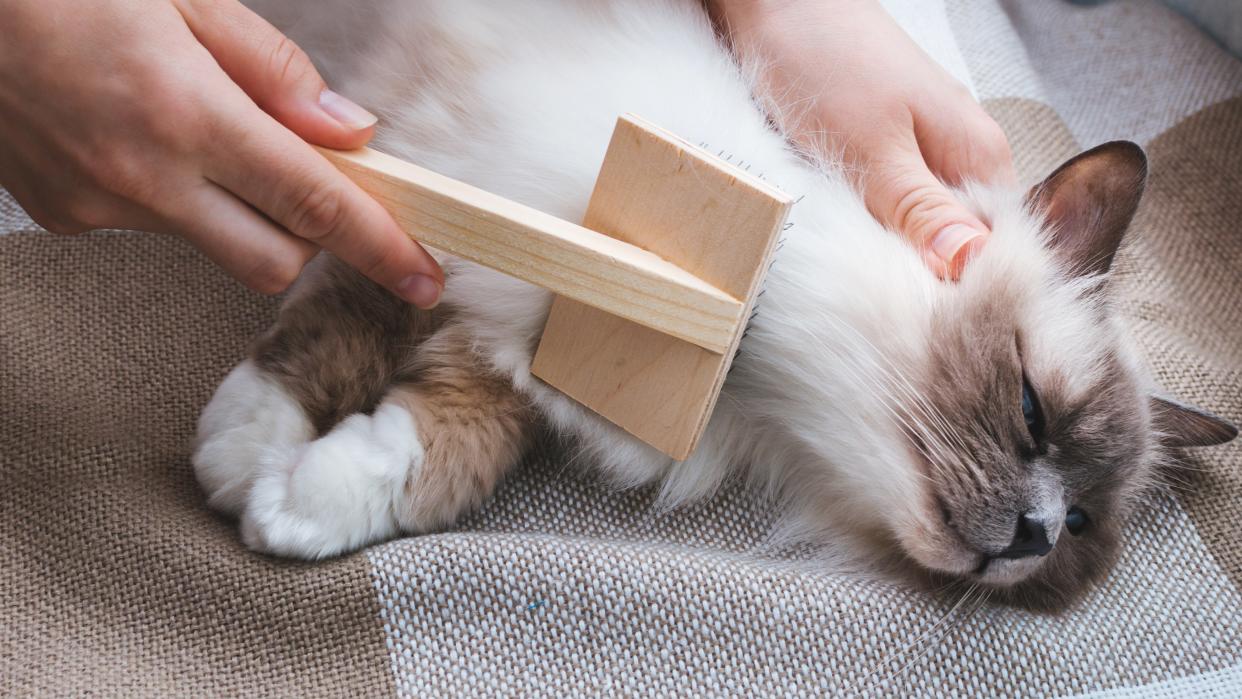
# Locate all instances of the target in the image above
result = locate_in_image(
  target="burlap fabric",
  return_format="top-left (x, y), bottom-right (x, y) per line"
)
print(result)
top-left (2, 0), bottom-right (1239, 695)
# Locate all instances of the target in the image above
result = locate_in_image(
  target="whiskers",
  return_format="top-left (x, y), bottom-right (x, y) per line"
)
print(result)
top-left (842, 581), bottom-right (993, 696)
top-left (771, 306), bottom-right (980, 494)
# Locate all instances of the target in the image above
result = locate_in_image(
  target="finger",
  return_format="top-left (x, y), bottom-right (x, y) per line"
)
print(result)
top-left (913, 104), bottom-right (1017, 189)
top-left (174, 0), bottom-right (376, 149)
top-left (169, 181), bottom-right (318, 294)
top-left (863, 140), bottom-right (990, 280)
top-left (203, 101), bottom-right (444, 307)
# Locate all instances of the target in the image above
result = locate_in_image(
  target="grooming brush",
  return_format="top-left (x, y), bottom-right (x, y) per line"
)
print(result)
top-left (321, 114), bottom-right (792, 459)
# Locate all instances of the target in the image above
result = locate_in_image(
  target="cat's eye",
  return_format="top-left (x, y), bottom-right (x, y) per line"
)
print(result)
top-left (1021, 377), bottom-right (1045, 445)
top-left (1065, 506), bottom-right (1089, 536)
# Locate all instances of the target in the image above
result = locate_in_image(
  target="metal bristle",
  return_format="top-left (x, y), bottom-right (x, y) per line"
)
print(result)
top-left (690, 137), bottom-right (801, 369)
top-left (731, 224), bottom-right (794, 370)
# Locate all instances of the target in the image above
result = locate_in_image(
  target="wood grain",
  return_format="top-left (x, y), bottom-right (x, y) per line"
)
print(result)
top-left (531, 115), bottom-right (793, 459)
top-left (320, 145), bottom-right (743, 354)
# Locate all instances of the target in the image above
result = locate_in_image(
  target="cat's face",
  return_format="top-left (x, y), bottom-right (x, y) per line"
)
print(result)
top-left (874, 143), bottom-right (1236, 611)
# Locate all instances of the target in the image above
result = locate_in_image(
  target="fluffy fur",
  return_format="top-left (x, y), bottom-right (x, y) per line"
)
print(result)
top-left (194, 0), bottom-right (1235, 611)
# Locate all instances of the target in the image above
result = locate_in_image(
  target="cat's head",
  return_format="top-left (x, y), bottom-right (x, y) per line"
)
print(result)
top-left (873, 143), bottom-right (1236, 611)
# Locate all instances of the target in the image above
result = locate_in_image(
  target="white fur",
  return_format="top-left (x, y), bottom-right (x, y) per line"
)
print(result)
top-left (240, 402), bottom-right (423, 559)
top-left (195, 362), bottom-right (425, 557)
top-left (193, 360), bottom-right (313, 514)
top-left (198, 0), bottom-right (1153, 573)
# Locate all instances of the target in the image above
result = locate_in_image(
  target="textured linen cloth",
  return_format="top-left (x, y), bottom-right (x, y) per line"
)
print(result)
top-left (2, 0), bottom-right (1240, 696)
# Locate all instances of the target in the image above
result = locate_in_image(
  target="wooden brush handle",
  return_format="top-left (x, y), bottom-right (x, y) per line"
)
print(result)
top-left (318, 146), bottom-right (741, 354)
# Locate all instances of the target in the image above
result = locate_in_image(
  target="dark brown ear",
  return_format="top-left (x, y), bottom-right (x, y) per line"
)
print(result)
top-left (1151, 396), bottom-right (1238, 448)
top-left (1027, 141), bottom-right (1147, 276)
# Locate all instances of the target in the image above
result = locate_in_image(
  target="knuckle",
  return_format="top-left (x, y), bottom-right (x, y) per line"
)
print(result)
top-left (975, 119), bottom-right (1013, 166)
top-left (948, 80), bottom-right (975, 103)
top-left (357, 243), bottom-right (399, 281)
top-left (62, 196), bottom-right (114, 231)
top-left (88, 148), bottom-right (156, 206)
top-left (267, 34), bottom-right (314, 88)
top-left (35, 211), bottom-right (89, 236)
top-left (119, 64), bottom-right (207, 148)
top-left (146, 90), bottom-right (209, 152)
top-left (287, 184), bottom-right (348, 243)
top-left (890, 182), bottom-right (956, 241)
top-left (242, 256), bottom-right (302, 295)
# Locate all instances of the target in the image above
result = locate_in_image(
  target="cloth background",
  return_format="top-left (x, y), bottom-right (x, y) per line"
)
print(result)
top-left (1158, 0), bottom-right (1242, 58)
top-left (2, 0), bottom-right (1239, 696)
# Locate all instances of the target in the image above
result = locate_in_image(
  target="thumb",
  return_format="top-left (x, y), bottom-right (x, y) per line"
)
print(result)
top-left (175, 0), bottom-right (376, 149)
top-left (864, 144), bottom-right (990, 280)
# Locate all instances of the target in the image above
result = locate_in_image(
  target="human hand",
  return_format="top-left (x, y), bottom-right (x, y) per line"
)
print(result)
top-left (708, 0), bottom-right (1016, 278)
top-left (0, 0), bottom-right (443, 306)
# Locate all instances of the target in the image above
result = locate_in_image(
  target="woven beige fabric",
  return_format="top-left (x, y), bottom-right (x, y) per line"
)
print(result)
top-left (1118, 97), bottom-right (1242, 588)
top-left (1, 0), bottom-right (1239, 696)
top-left (0, 231), bottom-right (393, 696)
top-left (362, 95), bottom-right (1242, 698)
top-left (371, 494), bottom-right (1241, 696)
top-left (998, 0), bottom-right (1242, 146)
top-left (366, 2), bottom-right (1242, 695)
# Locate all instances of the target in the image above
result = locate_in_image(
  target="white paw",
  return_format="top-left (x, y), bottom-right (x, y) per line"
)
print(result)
top-left (192, 360), bottom-right (313, 515)
top-left (240, 402), bottom-right (423, 559)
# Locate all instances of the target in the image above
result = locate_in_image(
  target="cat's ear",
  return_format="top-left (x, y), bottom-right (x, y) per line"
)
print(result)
top-left (1150, 396), bottom-right (1238, 448)
top-left (1027, 142), bottom-right (1147, 276)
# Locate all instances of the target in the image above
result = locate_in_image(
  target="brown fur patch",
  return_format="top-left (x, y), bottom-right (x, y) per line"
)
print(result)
top-left (251, 254), bottom-right (535, 533)
top-left (251, 255), bottom-right (447, 434)
top-left (389, 325), bottom-right (535, 531)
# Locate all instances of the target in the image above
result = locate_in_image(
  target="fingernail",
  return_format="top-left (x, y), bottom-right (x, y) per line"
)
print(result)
top-left (319, 89), bottom-right (377, 130)
top-left (930, 224), bottom-right (986, 275)
top-left (397, 274), bottom-right (442, 309)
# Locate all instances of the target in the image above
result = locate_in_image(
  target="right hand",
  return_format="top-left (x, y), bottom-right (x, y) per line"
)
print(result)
top-left (0, 0), bottom-right (444, 307)
top-left (709, 0), bottom-right (1016, 279)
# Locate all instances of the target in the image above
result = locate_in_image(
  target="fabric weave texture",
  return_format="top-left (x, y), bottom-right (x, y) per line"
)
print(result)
top-left (2, 0), bottom-right (1239, 696)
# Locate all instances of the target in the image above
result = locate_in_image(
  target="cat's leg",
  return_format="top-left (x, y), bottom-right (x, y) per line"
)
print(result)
top-left (192, 256), bottom-right (422, 518)
top-left (240, 325), bottom-right (535, 559)
top-left (192, 359), bottom-right (314, 515)
top-left (388, 327), bottom-right (535, 533)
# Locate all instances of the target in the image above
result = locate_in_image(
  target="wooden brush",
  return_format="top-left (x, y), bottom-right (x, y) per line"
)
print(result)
top-left (321, 114), bottom-right (792, 459)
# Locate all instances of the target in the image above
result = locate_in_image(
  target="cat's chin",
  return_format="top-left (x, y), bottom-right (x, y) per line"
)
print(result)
top-left (893, 534), bottom-right (1049, 603)
top-left (890, 502), bottom-right (1045, 589)
top-left (890, 508), bottom-right (982, 579)
top-left (972, 556), bottom-right (1044, 586)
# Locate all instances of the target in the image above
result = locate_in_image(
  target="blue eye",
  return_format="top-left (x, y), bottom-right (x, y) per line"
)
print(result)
top-left (1065, 506), bottom-right (1089, 536)
top-left (1022, 378), bottom-right (1045, 443)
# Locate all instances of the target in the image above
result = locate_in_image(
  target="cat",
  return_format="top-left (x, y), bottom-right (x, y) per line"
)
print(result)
top-left (193, 0), bottom-right (1236, 611)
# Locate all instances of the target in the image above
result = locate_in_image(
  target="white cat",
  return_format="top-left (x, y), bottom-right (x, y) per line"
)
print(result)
top-left (194, 0), bottom-right (1234, 610)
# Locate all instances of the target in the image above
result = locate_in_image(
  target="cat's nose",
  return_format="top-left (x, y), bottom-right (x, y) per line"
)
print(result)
top-left (996, 514), bottom-right (1053, 559)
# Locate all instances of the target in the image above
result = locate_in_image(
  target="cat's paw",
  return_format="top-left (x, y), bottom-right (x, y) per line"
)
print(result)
top-left (192, 360), bottom-right (313, 515)
top-left (240, 402), bottom-right (422, 559)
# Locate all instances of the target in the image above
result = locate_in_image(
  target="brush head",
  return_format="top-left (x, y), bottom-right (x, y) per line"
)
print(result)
top-left (531, 115), bottom-right (792, 460)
